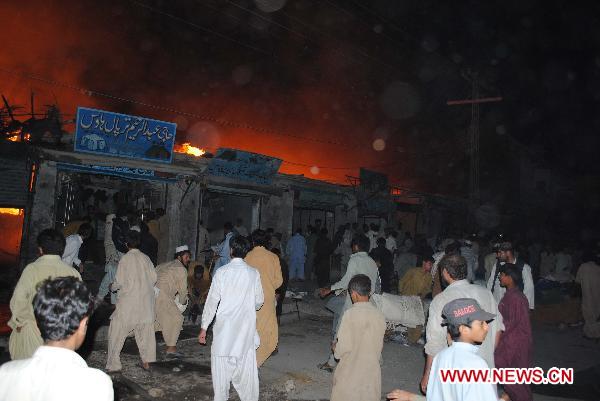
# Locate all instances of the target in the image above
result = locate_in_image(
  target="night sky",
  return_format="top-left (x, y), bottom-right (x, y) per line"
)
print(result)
top-left (1, 0), bottom-right (599, 197)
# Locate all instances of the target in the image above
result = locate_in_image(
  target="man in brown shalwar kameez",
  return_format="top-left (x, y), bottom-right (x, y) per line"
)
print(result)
top-left (330, 274), bottom-right (386, 401)
top-left (155, 245), bottom-right (190, 358)
top-left (106, 230), bottom-right (157, 372)
top-left (244, 229), bottom-right (283, 366)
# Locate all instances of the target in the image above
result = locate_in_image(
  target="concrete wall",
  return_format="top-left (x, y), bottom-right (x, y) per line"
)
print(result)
top-left (165, 180), bottom-right (200, 261)
top-left (26, 161), bottom-right (58, 264)
top-left (260, 190), bottom-right (294, 239)
top-left (334, 192), bottom-right (358, 227)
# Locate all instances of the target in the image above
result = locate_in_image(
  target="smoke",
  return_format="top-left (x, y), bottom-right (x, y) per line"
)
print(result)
top-left (0, 0), bottom-right (445, 190)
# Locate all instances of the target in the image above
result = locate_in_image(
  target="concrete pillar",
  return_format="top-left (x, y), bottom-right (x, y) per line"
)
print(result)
top-left (251, 197), bottom-right (260, 232)
top-left (26, 161), bottom-right (57, 264)
top-left (259, 190), bottom-right (294, 238)
top-left (165, 180), bottom-right (200, 259)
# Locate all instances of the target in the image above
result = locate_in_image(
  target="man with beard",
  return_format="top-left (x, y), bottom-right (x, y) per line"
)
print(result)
top-left (155, 245), bottom-right (190, 358)
top-left (487, 241), bottom-right (535, 310)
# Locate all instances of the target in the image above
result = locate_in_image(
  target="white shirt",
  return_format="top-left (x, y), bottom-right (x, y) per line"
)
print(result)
top-left (201, 258), bottom-right (264, 358)
top-left (331, 251), bottom-right (381, 313)
top-left (425, 280), bottom-right (503, 368)
top-left (461, 245), bottom-right (479, 283)
top-left (366, 230), bottom-right (378, 252)
top-left (0, 346), bottom-right (113, 401)
top-left (62, 234), bottom-right (83, 267)
top-left (385, 236), bottom-right (397, 254)
top-left (427, 342), bottom-right (498, 401)
top-left (486, 258), bottom-right (535, 309)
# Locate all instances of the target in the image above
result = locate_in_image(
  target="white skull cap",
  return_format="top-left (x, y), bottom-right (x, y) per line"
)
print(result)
top-left (175, 245), bottom-right (189, 253)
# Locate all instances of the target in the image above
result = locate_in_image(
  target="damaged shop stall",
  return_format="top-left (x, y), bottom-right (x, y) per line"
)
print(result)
top-left (284, 174), bottom-right (357, 239)
top-left (25, 108), bottom-right (206, 291)
top-left (202, 148), bottom-right (288, 247)
top-left (0, 141), bottom-right (35, 293)
top-left (391, 187), bottom-right (425, 238)
top-left (354, 168), bottom-right (394, 229)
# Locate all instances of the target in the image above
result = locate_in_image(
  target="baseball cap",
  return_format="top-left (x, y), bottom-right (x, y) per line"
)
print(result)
top-left (442, 298), bottom-right (496, 326)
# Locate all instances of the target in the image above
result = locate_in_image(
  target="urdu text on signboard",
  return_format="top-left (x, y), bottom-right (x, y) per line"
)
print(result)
top-left (74, 107), bottom-right (177, 163)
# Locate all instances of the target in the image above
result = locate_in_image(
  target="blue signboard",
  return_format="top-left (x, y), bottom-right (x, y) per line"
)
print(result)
top-left (208, 148), bottom-right (282, 185)
top-left (56, 162), bottom-right (178, 182)
top-left (75, 107), bottom-right (177, 163)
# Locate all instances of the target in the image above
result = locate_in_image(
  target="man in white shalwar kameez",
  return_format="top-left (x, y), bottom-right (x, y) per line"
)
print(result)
top-left (199, 236), bottom-right (264, 401)
top-left (106, 230), bottom-right (157, 372)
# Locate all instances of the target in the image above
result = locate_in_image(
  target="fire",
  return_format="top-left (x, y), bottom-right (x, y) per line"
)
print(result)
top-left (174, 142), bottom-right (205, 157)
top-left (0, 208), bottom-right (22, 216)
top-left (6, 132), bottom-right (30, 142)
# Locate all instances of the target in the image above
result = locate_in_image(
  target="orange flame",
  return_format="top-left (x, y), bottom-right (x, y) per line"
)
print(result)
top-left (174, 142), bottom-right (205, 157)
top-left (6, 131), bottom-right (30, 142)
top-left (0, 208), bottom-right (23, 216)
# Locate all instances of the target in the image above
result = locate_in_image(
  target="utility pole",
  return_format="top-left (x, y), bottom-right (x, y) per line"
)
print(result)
top-left (447, 72), bottom-right (502, 205)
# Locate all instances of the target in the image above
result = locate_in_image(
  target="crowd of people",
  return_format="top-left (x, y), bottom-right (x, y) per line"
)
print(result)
top-left (1, 209), bottom-right (599, 401)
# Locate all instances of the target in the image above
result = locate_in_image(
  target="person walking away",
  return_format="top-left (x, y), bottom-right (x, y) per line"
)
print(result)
top-left (315, 228), bottom-right (334, 287)
top-left (139, 221), bottom-right (158, 265)
top-left (62, 223), bottom-right (93, 273)
top-left (495, 263), bottom-right (533, 401)
top-left (421, 254), bottom-right (503, 394)
top-left (244, 230), bottom-right (283, 366)
top-left (286, 228), bottom-right (307, 281)
top-left (0, 277), bottom-right (113, 401)
top-left (211, 222), bottom-right (235, 277)
top-left (575, 250), bottom-right (600, 340)
top-left (318, 234), bottom-right (380, 372)
top-left (112, 208), bottom-right (131, 255)
top-left (366, 223), bottom-right (379, 252)
top-left (155, 245), bottom-right (190, 358)
top-left (272, 248), bottom-right (289, 323)
top-left (330, 275), bottom-right (386, 401)
top-left (8, 229), bottom-right (82, 360)
top-left (306, 226), bottom-right (318, 280)
top-left (98, 214), bottom-right (122, 304)
top-left (369, 237), bottom-right (394, 293)
top-left (199, 236), bottom-right (264, 401)
top-left (339, 224), bottom-right (353, 276)
top-left (106, 230), bottom-right (157, 372)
